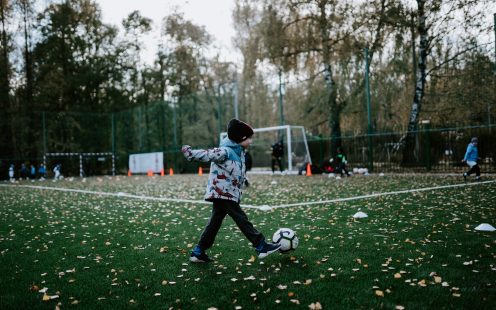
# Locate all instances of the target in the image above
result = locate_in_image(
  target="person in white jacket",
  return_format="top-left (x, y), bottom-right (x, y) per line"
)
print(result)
top-left (182, 119), bottom-right (281, 263)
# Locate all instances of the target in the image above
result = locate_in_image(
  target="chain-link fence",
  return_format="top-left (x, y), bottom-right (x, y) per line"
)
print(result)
top-left (1, 103), bottom-right (494, 178)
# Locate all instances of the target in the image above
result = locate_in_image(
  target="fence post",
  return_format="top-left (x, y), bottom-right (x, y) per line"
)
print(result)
top-left (42, 111), bottom-right (47, 155)
top-left (111, 112), bottom-right (116, 176)
top-left (422, 120), bottom-right (431, 171)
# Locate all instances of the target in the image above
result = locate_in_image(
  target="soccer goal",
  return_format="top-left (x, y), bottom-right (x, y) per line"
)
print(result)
top-left (44, 152), bottom-right (115, 177)
top-left (221, 125), bottom-right (312, 173)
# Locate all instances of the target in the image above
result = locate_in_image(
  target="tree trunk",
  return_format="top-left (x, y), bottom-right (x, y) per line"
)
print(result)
top-left (402, 0), bottom-right (427, 165)
top-left (0, 0), bottom-right (16, 158)
top-left (318, 0), bottom-right (341, 155)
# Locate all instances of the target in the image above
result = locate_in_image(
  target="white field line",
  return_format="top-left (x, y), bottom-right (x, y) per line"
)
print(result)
top-left (0, 184), bottom-right (211, 206)
top-left (270, 180), bottom-right (496, 209)
top-left (1, 180), bottom-right (494, 210)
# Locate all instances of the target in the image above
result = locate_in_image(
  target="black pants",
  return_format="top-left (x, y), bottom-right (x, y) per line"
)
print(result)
top-left (335, 163), bottom-right (350, 176)
top-left (198, 199), bottom-right (264, 251)
top-left (466, 163), bottom-right (481, 177)
top-left (272, 157), bottom-right (283, 172)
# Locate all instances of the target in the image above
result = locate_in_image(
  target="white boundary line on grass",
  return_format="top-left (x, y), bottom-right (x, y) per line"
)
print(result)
top-left (0, 184), bottom-right (212, 206)
top-left (269, 179), bottom-right (496, 209)
top-left (1, 179), bottom-right (494, 210)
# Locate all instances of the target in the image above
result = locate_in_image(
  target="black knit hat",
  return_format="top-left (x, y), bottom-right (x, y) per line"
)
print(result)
top-left (227, 119), bottom-right (254, 143)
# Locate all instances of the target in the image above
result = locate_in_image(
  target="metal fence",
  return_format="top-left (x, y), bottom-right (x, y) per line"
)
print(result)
top-left (1, 108), bottom-right (494, 178)
top-left (307, 124), bottom-right (495, 174)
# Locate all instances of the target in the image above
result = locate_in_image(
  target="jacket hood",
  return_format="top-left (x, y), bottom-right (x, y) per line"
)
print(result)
top-left (220, 137), bottom-right (243, 161)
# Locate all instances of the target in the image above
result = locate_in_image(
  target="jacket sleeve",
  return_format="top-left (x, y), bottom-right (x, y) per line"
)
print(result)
top-left (463, 144), bottom-right (471, 161)
top-left (182, 145), bottom-right (228, 163)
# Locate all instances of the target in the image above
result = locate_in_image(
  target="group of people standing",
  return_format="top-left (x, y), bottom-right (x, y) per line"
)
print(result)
top-left (7, 163), bottom-right (62, 182)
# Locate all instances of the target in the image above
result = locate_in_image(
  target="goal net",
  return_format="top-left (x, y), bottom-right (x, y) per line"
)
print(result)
top-left (44, 152), bottom-right (115, 177)
top-left (221, 125), bottom-right (312, 173)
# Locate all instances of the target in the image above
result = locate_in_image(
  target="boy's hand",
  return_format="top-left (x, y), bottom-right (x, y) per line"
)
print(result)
top-left (181, 145), bottom-right (192, 160)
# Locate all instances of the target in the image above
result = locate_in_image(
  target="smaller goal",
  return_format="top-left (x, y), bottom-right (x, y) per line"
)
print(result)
top-left (44, 152), bottom-right (115, 177)
top-left (221, 125), bottom-right (312, 173)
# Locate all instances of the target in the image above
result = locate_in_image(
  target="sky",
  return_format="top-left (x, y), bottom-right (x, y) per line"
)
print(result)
top-left (95, 0), bottom-right (240, 65)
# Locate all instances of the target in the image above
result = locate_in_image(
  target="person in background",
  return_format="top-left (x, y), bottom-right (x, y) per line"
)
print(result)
top-left (270, 140), bottom-right (284, 173)
top-left (53, 163), bottom-right (62, 180)
top-left (20, 163), bottom-right (28, 180)
top-left (9, 164), bottom-right (15, 182)
top-left (30, 164), bottom-right (36, 180)
top-left (38, 163), bottom-right (46, 180)
top-left (462, 137), bottom-right (481, 181)
top-left (331, 147), bottom-right (351, 177)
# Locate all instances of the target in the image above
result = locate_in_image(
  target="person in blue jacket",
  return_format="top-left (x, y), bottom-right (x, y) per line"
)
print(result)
top-left (462, 137), bottom-right (481, 181)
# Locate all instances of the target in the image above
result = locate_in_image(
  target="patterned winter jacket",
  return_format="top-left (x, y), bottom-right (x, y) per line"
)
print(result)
top-left (182, 138), bottom-right (247, 203)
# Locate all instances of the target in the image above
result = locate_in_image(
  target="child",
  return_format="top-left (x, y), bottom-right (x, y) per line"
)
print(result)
top-left (462, 137), bottom-right (481, 181)
top-left (53, 163), bottom-right (62, 180)
top-left (38, 163), bottom-right (46, 180)
top-left (331, 147), bottom-right (350, 177)
top-left (8, 164), bottom-right (14, 182)
top-left (182, 119), bottom-right (281, 263)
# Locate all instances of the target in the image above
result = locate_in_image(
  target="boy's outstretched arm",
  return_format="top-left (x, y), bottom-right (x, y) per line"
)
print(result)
top-left (181, 145), bottom-right (228, 163)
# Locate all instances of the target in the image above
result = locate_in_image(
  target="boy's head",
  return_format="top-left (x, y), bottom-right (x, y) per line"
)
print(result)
top-left (227, 119), bottom-right (254, 144)
top-left (471, 137), bottom-right (478, 144)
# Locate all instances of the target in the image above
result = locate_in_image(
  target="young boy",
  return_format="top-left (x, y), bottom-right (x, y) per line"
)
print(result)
top-left (181, 119), bottom-right (281, 263)
top-left (462, 137), bottom-right (481, 181)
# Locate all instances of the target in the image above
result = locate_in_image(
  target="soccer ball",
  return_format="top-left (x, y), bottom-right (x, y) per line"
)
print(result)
top-left (272, 228), bottom-right (299, 253)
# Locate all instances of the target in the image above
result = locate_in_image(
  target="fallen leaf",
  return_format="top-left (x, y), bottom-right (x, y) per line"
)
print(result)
top-left (308, 302), bottom-right (323, 309)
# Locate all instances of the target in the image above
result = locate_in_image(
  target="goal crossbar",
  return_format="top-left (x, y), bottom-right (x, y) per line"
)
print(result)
top-left (221, 125), bottom-right (312, 172)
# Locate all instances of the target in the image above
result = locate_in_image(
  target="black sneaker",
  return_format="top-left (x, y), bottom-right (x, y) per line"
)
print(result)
top-left (190, 251), bottom-right (212, 263)
top-left (256, 241), bottom-right (281, 259)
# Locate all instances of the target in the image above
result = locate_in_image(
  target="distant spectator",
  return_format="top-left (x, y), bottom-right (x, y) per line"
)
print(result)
top-left (245, 150), bottom-right (253, 171)
top-left (271, 140), bottom-right (284, 173)
top-left (8, 164), bottom-right (14, 182)
top-left (53, 163), bottom-right (62, 180)
top-left (30, 164), bottom-right (36, 180)
top-left (20, 163), bottom-right (28, 180)
top-left (331, 147), bottom-right (350, 177)
top-left (38, 163), bottom-right (46, 180)
top-left (462, 137), bottom-right (481, 181)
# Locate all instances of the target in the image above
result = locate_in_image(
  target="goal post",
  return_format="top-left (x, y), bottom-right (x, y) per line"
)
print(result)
top-left (221, 125), bottom-right (312, 173)
top-left (44, 152), bottom-right (115, 177)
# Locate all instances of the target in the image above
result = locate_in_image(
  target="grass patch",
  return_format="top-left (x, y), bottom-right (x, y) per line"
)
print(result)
top-left (0, 174), bottom-right (495, 309)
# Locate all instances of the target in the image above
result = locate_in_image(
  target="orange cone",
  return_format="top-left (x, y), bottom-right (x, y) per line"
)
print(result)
top-left (147, 169), bottom-right (153, 177)
top-left (127, 170), bottom-right (132, 177)
top-left (306, 163), bottom-right (312, 176)
top-left (169, 168), bottom-right (174, 176)
top-left (160, 169), bottom-right (164, 176)
top-left (198, 167), bottom-right (203, 176)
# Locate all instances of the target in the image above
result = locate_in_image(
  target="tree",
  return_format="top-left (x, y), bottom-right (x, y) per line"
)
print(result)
top-left (399, 0), bottom-right (492, 164)
top-left (234, 0), bottom-right (394, 154)
top-left (0, 0), bottom-right (15, 157)
top-left (159, 11), bottom-right (211, 148)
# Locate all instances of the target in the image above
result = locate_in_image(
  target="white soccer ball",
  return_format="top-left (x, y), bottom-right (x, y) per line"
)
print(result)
top-left (272, 228), bottom-right (299, 253)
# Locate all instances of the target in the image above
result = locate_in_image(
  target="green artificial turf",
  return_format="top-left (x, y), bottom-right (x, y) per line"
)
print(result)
top-left (0, 174), bottom-right (495, 309)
